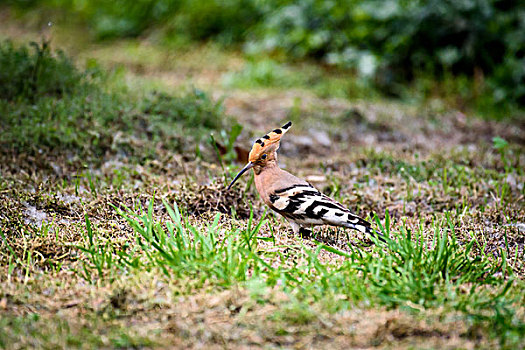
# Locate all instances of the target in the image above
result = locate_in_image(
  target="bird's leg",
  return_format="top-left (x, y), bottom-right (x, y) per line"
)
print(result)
top-left (298, 227), bottom-right (312, 239)
top-left (288, 221), bottom-right (300, 234)
top-left (288, 221), bottom-right (311, 239)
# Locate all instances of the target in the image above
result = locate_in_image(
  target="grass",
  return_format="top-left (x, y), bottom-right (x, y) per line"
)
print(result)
top-left (0, 21), bottom-right (524, 349)
top-left (20, 198), bottom-right (523, 347)
top-left (0, 313), bottom-right (156, 349)
top-left (0, 40), bottom-right (229, 159)
top-left (222, 57), bottom-right (381, 101)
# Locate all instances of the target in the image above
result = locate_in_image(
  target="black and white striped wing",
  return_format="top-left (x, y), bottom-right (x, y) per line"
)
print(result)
top-left (268, 184), bottom-right (373, 235)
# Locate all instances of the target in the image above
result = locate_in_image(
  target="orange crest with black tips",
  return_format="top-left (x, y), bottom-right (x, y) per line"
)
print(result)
top-left (248, 121), bottom-right (292, 162)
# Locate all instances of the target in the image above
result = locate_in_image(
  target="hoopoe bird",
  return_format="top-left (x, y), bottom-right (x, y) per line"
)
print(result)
top-left (227, 121), bottom-right (384, 241)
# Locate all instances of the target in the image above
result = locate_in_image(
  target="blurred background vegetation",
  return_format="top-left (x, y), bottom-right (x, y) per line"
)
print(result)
top-left (4, 0), bottom-right (524, 119)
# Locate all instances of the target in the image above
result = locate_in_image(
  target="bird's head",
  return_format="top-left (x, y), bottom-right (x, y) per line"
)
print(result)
top-left (227, 121), bottom-right (292, 190)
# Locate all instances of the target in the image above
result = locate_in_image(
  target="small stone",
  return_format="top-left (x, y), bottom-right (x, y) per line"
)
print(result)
top-left (306, 175), bottom-right (327, 183)
top-left (310, 130), bottom-right (331, 147)
top-left (294, 135), bottom-right (314, 147)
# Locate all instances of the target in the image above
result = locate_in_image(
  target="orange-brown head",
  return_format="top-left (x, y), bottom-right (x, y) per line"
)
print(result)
top-left (227, 121), bottom-right (292, 190)
top-left (248, 121), bottom-right (292, 162)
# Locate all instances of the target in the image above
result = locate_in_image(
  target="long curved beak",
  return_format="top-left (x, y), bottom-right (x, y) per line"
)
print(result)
top-left (227, 162), bottom-right (254, 190)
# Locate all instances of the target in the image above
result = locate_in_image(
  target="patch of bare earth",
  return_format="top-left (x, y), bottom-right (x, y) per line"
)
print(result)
top-left (1, 274), bottom-right (494, 349)
top-left (1, 88), bottom-right (524, 347)
top-left (1, 116), bottom-right (523, 348)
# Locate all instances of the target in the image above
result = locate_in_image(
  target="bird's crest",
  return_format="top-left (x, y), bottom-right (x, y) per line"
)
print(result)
top-left (248, 121), bottom-right (292, 162)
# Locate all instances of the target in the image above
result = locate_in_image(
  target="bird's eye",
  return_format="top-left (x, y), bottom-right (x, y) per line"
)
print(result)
top-left (261, 154), bottom-right (267, 160)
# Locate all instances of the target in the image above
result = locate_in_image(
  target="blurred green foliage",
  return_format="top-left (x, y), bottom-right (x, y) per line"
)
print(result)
top-left (7, 0), bottom-right (525, 110)
top-left (0, 40), bottom-right (227, 156)
top-left (0, 40), bottom-right (83, 101)
top-left (162, 0), bottom-right (263, 44)
top-left (10, 0), bottom-right (264, 42)
top-left (249, 0), bottom-right (524, 107)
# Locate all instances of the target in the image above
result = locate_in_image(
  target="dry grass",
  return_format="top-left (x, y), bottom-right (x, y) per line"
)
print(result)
top-left (2, 104), bottom-right (523, 348)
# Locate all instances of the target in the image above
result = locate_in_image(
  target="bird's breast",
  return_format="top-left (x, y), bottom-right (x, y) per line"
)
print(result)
top-left (254, 172), bottom-right (272, 206)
